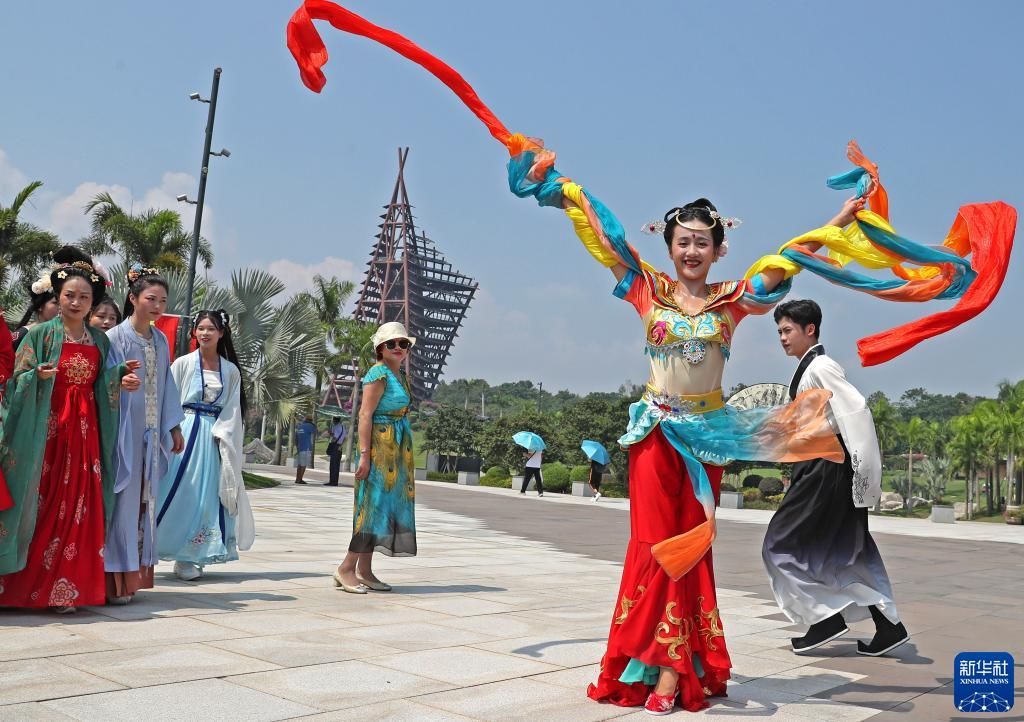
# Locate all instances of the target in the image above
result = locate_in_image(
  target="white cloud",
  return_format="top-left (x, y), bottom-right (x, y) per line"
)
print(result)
top-left (265, 256), bottom-right (358, 298)
top-left (0, 146), bottom-right (211, 246)
top-left (0, 148), bottom-right (30, 202)
top-left (47, 181), bottom-right (133, 240)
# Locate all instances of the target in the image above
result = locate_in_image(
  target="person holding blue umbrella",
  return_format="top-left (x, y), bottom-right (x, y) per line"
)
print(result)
top-left (581, 440), bottom-right (610, 501)
top-left (513, 431), bottom-right (545, 497)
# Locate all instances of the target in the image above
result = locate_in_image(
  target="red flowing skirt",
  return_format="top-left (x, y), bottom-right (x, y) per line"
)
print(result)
top-left (587, 426), bottom-right (731, 712)
top-left (0, 468), bottom-right (12, 511)
top-left (0, 344), bottom-right (106, 608)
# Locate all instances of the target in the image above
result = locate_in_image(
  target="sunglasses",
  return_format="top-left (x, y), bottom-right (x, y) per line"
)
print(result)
top-left (384, 339), bottom-right (411, 350)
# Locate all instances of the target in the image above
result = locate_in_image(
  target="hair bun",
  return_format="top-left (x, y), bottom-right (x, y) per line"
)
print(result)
top-left (684, 198), bottom-right (718, 213)
top-left (52, 245), bottom-right (93, 267)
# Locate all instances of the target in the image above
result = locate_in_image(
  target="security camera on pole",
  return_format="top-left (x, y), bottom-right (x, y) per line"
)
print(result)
top-left (177, 67), bottom-right (230, 356)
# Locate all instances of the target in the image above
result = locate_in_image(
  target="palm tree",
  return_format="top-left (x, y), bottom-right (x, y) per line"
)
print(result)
top-left (901, 417), bottom-right (927, 508)
top-left (950, 413), bottom-right (985, 520)
top-left (295, 275), bottom-right (356, 397)
top-left (996, 380), bottom-right (1024, 504)
top-left (869, 394), bottom-right (900, 466)
top-left (0, 181), bottom-right (60, 313)
top-left (329, 317), bottom-right (377, 469)
top-left (81, 192), bottom-right (213, 272)
top-left (972, 401), bottom-right (1004, 514)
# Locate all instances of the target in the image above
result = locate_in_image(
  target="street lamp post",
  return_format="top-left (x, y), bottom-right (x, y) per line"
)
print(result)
top-left (178, 66), bottom-right (226, 355)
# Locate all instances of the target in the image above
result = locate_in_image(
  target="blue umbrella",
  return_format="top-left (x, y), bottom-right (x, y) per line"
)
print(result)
top-left (580, 440), bottom-right (610, 465)
top-left (513, 431), bottom-right (546, 452)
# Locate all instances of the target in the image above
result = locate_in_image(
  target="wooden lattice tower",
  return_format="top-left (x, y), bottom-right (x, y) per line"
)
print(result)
top-left (324, 148), bottom-right (477, 406)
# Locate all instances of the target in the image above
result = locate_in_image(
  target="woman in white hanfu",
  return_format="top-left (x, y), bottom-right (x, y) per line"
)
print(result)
top-left (157, 310), bottom-right (254, 580)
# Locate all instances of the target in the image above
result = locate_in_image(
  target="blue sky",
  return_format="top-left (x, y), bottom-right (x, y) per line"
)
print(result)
top-left (3, 1), bottom-right (1022, 399)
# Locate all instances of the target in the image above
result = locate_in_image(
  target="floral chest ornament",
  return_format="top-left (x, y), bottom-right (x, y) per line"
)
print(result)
top-left (645, 308), bottom-right (733, 365)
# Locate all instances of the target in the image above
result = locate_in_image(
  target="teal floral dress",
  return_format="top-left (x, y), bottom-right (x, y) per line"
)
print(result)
top-left (350, 363), bottom-right (416, 556)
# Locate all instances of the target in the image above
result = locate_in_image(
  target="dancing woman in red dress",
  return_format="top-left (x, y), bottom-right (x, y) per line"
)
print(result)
top-left (0, 247), bottom-right (138, 612)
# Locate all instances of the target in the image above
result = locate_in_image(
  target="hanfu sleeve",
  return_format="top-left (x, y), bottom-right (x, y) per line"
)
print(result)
top-left (804, 358), bottom-right (882, 508)
top-left (612, 270), bottom-right (654, 316)
top-left (212, 364), bottom-right (245, 515)
top-left (0, 323), bottom-right (13, 391)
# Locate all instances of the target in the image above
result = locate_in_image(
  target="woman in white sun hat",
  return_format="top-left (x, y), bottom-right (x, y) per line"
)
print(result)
top-left (333, 321), bottom-right (417, 593)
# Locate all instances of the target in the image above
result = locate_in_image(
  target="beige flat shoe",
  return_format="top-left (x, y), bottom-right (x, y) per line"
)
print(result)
top-left (357, 577), bottom-right (392, 592)
top-left (333, 570), bottom-right (368, 594)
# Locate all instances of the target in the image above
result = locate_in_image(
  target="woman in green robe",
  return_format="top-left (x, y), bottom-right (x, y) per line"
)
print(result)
top-left (0, 247), bottom-right (136, 610)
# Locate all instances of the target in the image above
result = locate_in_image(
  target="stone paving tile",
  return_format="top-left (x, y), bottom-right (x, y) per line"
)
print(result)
top-left (413, 678), bottom-right (623, 721)
top-left (0, 702), bottom-right (76, 721)
top-left (738, 664), bottom-right (865, 697)
top-left (471, 633), bottom-right (610, 668)
top-left (529, 664), bottom-right (601, 690)
top-left (196, 608), bottom-right (355, 635)
top-left (310, 600), bottom-right (461, 627)
top-left (387, 594), bottom-right (519, 617)
top-left (41, 678), bottom-right (318, 721)
top-left (0, 625), bottom-right (117, 661)
top-left (206, 630), bottom-right (405, 667)
top-left (66, 615), bottom-right (249, 648)
top-left (56, 642), bottom-right (281, 687)
top-left (226, 660), bottom-right (454, 711)
top-left (0, 608), bottom-right (110, 628)
top-left (369, 646), bottom-right (562, 686)
top-left (780, 698), bottom-right (892, 721)
top-left (430, 610), bottom-right (572, 640)
top-left (727, 652), bottom-right (807, 683)
top-left (332, 620), bottom-right (503, 652)
top-left (0, 658), bottom-right (124, 705)
top-left (290, 699), bottom-right (478, 721)
top-left (504, 606), bottom-right (613, 631)
top-left (82, 590), bottom-right (236, 621)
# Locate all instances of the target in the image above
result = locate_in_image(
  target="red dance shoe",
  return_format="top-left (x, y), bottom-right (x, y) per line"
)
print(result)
top-left (644, 691), bottom-right (676, 716)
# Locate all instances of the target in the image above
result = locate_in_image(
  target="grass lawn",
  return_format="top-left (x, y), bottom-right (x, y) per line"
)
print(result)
top-left (243, 471), bottom-right (280, 490)
top-left (747, 467), bottom-right (782, 479)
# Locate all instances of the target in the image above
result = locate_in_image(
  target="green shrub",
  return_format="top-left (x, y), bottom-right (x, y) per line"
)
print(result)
top-left (766, 493), bottom-right (785, 506)
top-left (599, 481), bottom-right (627, 498)
top-left (758, 477), bottom-right (784, 499)
top-left (742, 474), bottom-right (763, 489)
top-left (485, 465), bottom-right (508, 478)
top-left (570, 465), bottom-right (591, 482)
top-left (480, 476), bottom-right (511, 488)
top-left (541, 462), bottom-right (571, 493)
top-left (427, 471), bottom-right (457, 482)
top-left (742, 488), bottom-right (761, 503)
top-left (720, 482), bottom-right (738, 493)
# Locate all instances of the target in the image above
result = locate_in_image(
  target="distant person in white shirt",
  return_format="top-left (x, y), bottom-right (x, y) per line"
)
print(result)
top-left (521, 449), bottom-right (544, 497)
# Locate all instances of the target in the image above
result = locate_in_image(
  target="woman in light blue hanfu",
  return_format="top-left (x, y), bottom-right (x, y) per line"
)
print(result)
top-left (333, 321), bottom-right (416, 594)
top-left (157, 310), bottom-right (254, 581)
top-left (104, 265), bottom-right (184, 604)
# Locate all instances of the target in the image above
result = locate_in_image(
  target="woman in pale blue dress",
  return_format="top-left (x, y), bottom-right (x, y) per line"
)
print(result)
top-left (157, 310), bottom-right (254, 580)
top-left (105, 265), bottom-right (184, 603)
top-left (333, 321), bottom-right (416, 594)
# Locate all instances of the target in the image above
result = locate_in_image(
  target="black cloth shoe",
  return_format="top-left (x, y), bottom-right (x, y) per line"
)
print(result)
top-left (295, 480), bottom-right (307, 485)
top-left (858, 606), bottom-right (909, 656)
top-left (791, 613), bottom-right (848, 653)
top-left (323, 482), bottom-right (338, 486)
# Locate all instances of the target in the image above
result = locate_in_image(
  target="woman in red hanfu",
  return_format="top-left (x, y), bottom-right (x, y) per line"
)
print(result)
top-left (0, 247), bottom-right (139, 612)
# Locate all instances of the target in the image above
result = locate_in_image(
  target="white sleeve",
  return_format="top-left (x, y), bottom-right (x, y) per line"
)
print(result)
top-left (804, 358), bottom-right (882, 508)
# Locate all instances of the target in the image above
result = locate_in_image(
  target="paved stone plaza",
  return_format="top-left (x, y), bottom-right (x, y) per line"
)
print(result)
top-left (1, 466), bottom-right (1022, 721)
